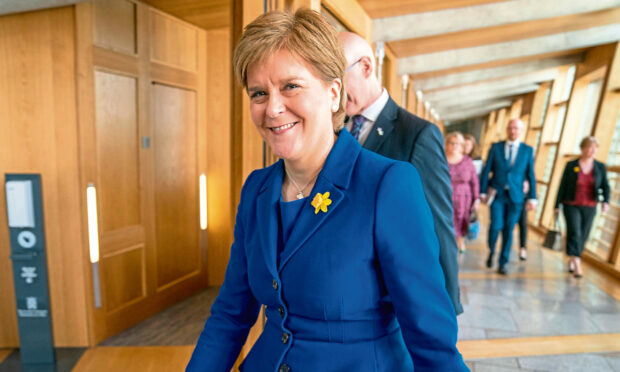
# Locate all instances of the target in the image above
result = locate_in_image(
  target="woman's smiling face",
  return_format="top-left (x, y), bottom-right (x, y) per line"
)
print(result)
top-left (246, 49), bottom-right (341, 162)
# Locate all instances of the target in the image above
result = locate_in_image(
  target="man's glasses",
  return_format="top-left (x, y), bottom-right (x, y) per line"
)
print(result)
top-left (345, 58), bottom-right (363, 72)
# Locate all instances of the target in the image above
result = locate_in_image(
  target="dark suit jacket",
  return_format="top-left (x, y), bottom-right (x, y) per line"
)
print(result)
top-left (364, 96), bottom-right (463, 315)
top-left (555, 159), bottom-right (610, 208)
top-left (187, 129), bottom-right (467, 371)
top-left (480, 141), bottom-right (536, 203)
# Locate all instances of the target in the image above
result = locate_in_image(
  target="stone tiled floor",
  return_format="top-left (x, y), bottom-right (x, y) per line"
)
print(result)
top-left (457, 238), bottom-right (620, 341)
top-left (466, 352), bottom-right (620, 372)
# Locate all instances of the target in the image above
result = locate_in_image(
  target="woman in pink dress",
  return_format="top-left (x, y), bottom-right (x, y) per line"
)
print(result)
top-left (445, 132), bottom-right (480, 253)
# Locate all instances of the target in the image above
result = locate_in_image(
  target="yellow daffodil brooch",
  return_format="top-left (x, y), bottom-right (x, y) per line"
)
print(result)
top-left (574, 166), bottom-right (580, 173)
top-left (311, 192), bottom-right (332, 214)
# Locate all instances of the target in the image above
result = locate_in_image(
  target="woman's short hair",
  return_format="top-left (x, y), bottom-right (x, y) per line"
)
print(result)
top-left (233, 9), bottom-right (347, 131)
top-left (580, 136), bottom-right (599, 149)
top-left (463, 133), bottom-right (480, 158)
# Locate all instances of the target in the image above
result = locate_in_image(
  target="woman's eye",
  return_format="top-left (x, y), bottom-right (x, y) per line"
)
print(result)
top-left (284, 83), bottom-right (299, 90)
top-left (250, 91), bottom-right (266, 99)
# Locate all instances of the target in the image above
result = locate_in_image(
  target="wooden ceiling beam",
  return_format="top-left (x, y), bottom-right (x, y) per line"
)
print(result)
top-left (430, 84), bottom-right (540, 109)
top-left (140, 0), bottom-right (230, 30)
top-left (423, 68), bottom-right (558, 100)
top-left (388, 7), bottom-right (620, 57)
top-left (441, 101), bottom-right (513, 121)
top-left (399, 24), bottom-right (620, 75)
top-left (357, 0), bottom-right (506, 19)
top-left (410, 48), bottom-right (588, 80)
top-left (412, 55), bottom-right (583, 92)
top-left (438, 98), bottom-right (513, 114)
top-left (372, 0), bottom-right (620, 42)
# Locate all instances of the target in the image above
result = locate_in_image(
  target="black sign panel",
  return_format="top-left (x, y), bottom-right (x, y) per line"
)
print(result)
top-left (6, 174), bottom-right (55, 364)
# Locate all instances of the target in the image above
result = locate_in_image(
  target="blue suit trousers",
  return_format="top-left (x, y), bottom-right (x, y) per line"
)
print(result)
top-left (488, 193), bottom-right (523, 267)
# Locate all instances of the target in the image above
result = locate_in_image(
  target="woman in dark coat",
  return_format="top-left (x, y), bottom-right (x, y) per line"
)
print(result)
top-left (555, 136), bottom-right (610, 278)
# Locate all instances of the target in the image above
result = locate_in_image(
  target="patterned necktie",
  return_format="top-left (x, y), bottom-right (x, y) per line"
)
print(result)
top-left (350, 115), bottom-right (365, 141)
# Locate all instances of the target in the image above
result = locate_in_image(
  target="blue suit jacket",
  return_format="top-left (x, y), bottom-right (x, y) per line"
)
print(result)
top-left (480, 141), bottom-right (536, 203)
top-left (365, 97), bottom-right (462, 315)
top-left (187, 129), bottom-right (467, 372)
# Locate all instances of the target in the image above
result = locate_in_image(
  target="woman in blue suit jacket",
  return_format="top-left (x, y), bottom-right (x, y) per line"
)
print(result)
top-left (187, 9), bottom-right (467, 372)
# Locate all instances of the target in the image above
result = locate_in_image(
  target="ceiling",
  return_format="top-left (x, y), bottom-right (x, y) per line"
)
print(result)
top-left (3, 0), bottom-right (618, 123)
top-left (361, 0), bottom-right (620, 122)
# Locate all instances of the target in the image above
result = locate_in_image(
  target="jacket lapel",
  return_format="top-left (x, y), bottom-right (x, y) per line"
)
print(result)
top-left (363, 97), bottom-right (397, 152)
top-left (278, 129), bottom-right (360, 272)
top-left (256, 160), bottom-right (283, 278)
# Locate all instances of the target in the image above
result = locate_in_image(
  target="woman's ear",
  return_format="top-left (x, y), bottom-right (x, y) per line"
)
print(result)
top-left (330, 78), bottom-right (342, 112)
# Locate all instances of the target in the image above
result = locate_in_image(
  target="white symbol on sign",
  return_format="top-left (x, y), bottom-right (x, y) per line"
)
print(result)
top-left (17, 231), bottom-right (37, 249)
top-left (26, 297), bottom-right (38, 310)
top-left (21, 267), bottom-right (37, 284)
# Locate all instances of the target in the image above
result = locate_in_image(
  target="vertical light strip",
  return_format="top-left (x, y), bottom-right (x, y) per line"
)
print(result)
top-left (86, 184), bottom-right (100, 263)
top-left (86, 183), bottom-right (102, 308)
top-left (200, 174), bottom-right (207, 230)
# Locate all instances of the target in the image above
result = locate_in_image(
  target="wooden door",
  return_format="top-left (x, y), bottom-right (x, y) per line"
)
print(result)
top-left (78, 0), bottom-right (208, 343)
top-left (151, 83), bottom-right (200, 291)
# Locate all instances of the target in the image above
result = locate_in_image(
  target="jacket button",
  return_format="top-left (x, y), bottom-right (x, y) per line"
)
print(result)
top-left (278, 306), bottom-right (285, 318)
top-left (278, 363), bottom-right (291, 372)
top-left (281, 332), bottom-right (290, 344)
top-left (272, 278), bottom-right (278, 290)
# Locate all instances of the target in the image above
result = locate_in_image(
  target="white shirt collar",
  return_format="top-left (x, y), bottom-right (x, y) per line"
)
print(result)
top-left (361, 88), bottom-right (389, 122)
top-left (506, 139), bottom-right (520, 147)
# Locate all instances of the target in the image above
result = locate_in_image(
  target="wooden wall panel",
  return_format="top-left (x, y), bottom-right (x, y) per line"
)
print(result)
top-left (151, 84), bottom-right (200, 288)
top-left (93, 0), bottom-right (136, 54)
top-left (94, 71), bottom-right (141, 233)
top-left (206, 27), bottom-right (233, 286)
top-left (150, 10), bottom-right (198, 72)
top-left (0, 7), bottom-right (89, 346)
top-left (101, 247), bottom-right (146, 312)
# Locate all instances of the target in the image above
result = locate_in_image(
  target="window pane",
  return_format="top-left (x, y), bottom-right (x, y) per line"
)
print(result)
top-left (573, 78), bottom-right (604, 153)
top-left (533, 129), bottom-right (542, 155)
top-left (551, 105), bottom-right (566, 142)
top-left (562, 65), bottom-right (576, 102)
top-left (534, 184), bottom-right (547, 226)
top-left (606, 111), bottom-right (620, 167)
top-left (539, 86), bottom-right (551, 127)
top-left (586, 171), bottom-right (620, 261)
top-left (543, 145), bottom-right (557, 183)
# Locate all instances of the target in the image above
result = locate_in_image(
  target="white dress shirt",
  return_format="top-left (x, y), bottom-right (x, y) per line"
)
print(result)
top-left (504, 140), bottom-right (520, 166)
top-left (345, 88), bottom-right (389, 145)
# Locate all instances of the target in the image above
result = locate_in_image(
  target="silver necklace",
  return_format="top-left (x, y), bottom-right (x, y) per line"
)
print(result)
top-left (284, 166), bottom-right (316, 200)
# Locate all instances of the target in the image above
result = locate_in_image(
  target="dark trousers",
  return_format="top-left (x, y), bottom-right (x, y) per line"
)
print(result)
top-left (562, 204), bottom-right (597, 257)
top-left (488, 193), bottom-right (523, 267)
top-left (518, 204), bottom-right (528, 248)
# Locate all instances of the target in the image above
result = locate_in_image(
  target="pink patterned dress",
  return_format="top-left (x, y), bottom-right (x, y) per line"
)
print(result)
top-left (448, 156), bottom-right (479, 237)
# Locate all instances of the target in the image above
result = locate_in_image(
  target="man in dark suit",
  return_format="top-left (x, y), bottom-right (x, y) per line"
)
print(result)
top-left (339, 32), bottom-right (462, 315)
top-left (480, 119), bottom-right (537, 275)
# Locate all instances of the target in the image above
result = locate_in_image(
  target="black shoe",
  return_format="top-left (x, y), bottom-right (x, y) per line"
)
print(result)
top-left (497, 266), bottom-right (508, 275)
top-left (486, 254), bottom-right (494, 268)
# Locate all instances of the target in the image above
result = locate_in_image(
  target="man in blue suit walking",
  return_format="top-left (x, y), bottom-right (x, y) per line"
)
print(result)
top-left (480, 119), bottom-right (537, 275)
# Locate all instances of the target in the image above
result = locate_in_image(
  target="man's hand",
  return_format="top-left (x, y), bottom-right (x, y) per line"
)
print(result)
top-left (526, 200), bottom-right (537, 211)
top-left (480, 194), bottom-right (488, 204)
